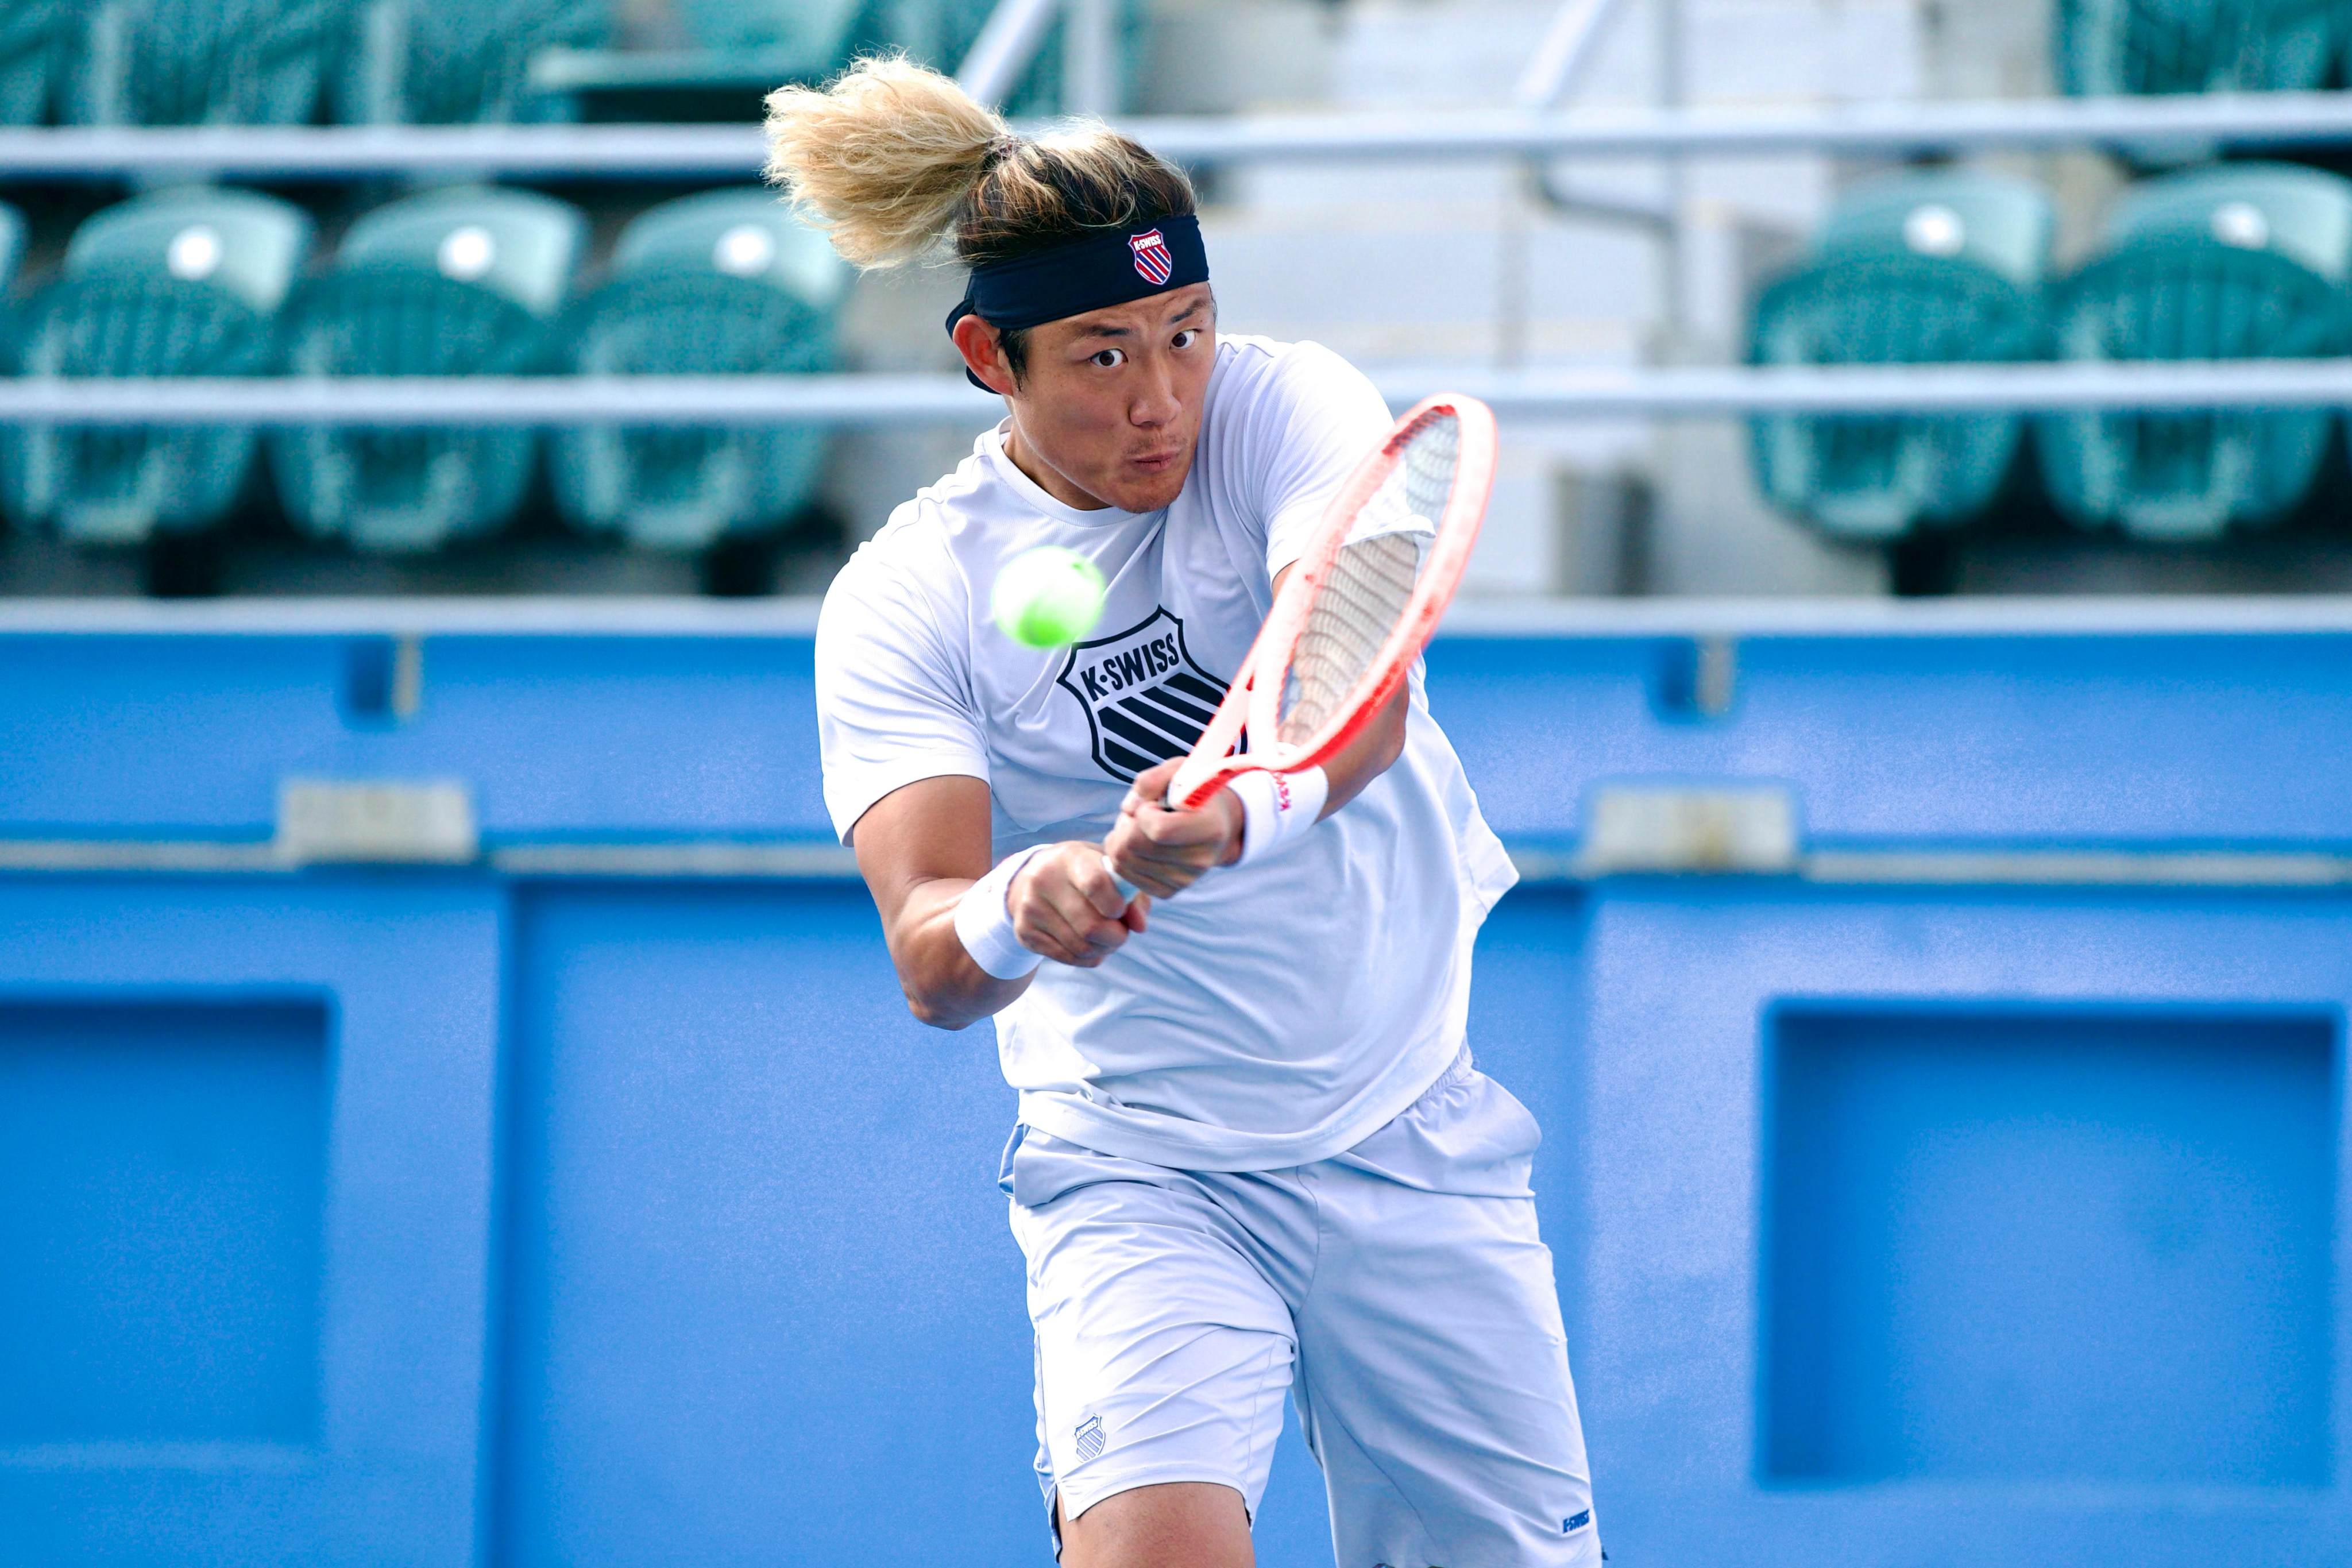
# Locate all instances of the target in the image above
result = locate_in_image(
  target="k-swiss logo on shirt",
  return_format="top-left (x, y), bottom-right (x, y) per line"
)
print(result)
top-left (1055, 608), bottom-right (1229, 782)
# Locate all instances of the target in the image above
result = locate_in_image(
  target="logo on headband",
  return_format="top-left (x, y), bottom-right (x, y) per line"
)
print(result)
top-left (1128, 229), bottom-right (1173, 287)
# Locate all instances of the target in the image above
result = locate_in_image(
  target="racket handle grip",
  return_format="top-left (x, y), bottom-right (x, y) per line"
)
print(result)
top-left (1103, 777), bottom-right (1186, 905)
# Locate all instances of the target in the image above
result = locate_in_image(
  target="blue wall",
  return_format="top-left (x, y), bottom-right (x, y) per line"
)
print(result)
top-left (0, 602), bottom-right (2346, 1567)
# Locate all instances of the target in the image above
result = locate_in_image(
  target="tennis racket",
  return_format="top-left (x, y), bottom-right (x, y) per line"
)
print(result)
top-left (1107, 391), bottom-right (1496, 895)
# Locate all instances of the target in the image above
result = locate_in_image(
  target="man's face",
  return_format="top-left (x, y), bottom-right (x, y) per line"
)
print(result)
top-left (987, 285), bottom-right (1216, 514)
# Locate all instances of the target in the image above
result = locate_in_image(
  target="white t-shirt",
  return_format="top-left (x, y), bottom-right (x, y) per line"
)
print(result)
top-left (815, 334), bottom-right (1517, 1172)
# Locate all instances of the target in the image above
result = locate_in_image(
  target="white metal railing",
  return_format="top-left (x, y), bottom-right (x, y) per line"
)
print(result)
top-left (1512, 0), bottom-right (1677, 276)
top-left (1131, 91), bottom-right (2352, 162)
top-left (1515, 0), bottom-right (1641, 110)
top-left (0, 362), bottom-right (2343, 427)
top-left (7, 92), bottom-right (2352, 176)
top-left (955, 0), bottom-right (1063, 108)
top-left (956, 0), bottom-right (1118, 114)
top-left (3, 88), bottom-right (2350, 431)
top-left (1061, 0), bottom-right (1119, 119)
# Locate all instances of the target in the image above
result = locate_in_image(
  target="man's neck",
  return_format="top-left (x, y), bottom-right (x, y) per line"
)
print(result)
top-left (1003, 421), bottom-right (1110, 512)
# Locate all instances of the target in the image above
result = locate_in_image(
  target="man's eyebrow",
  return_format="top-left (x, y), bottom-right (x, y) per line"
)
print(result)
top-left (1069, 300), bottom-right (1208, 342)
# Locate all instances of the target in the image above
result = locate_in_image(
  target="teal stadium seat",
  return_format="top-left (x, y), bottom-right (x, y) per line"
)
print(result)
top-left (61, 0), bottom-right (340, 125)
top-left (1748, 171), bottom-right (2055, 542)
top-left (552, 189), bottom-right (846, 551)
top-left (339, 0), bottom-right (604, 124)
top-left (0, 200), bottom-right (26, 357)
top-left (530, 0), bottom-right (878, 119)
top-left (0, 0), bottom-right (68, 124)
top-left (531, 0), bottom-right (1121, 119)
top-left (918, 0), bottom-right (1072, 114)
top-left (272, 187), bottom-right (584, 553)
top-left (2039, 163), bottom-right (2352, 540)
top-left (2056, 0), bottom-right (2345, 96)
top-left (1, 190), bottom-right (310, 544)
top-left (900, 0), bottom-right (1140, 114)
top-left (673, 0), bottom-right (858, 56)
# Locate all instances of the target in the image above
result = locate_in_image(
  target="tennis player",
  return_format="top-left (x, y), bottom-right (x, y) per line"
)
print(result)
top-left (767, 59), bottom-right (1597, 1568)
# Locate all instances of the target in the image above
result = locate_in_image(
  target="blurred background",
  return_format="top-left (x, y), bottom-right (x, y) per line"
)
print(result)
top-left (4, 0), bottom-right (2352, 597)
top-left (3, 3), bottom-right (2351, 1567)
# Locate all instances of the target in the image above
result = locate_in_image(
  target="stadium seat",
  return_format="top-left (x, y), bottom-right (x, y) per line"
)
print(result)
top-left (61, 0), bottom-right (339, 125)
top-left (2055, 0), bottom-right (2345, 96)
top-left (2038, 163), bottom-right (2352, 540)
top-left (1, 189), bottom-right (310, 544)
top-left (879, 0), bottom-right (1134, 115)
top-left (530, 0), bottom-right (865, 107)
top-left (0, 197), bottom-right (26, 370)
top-left (551, 188), bottom-right (846, 551)
top-left (1748, 170), bottom-right (2055, 542)
top-left (0, 196), bottom-right (25, 301)
top-left (338, 0), bottom-right (604, 125)
top-left (922, 0), bottom-right (1068, 114)
top-left (271, 187), bottom-right (585, 553)
top-left (532, 0), bottom-right (1117, 120)
top-left (0, 0), bottom-right (68, 124)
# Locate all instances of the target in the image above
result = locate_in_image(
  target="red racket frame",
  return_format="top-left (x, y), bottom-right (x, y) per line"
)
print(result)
top-left (1160, 392), bottom-right (1497, 810)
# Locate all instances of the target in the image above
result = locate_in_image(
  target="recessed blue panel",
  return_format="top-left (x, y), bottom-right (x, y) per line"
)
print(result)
top-left (0, 997), bottom-right (329, 1448)
top-left (496, 887), bottom-right (1040, 1568)
top-left (1763, 1007), bottom-right (2336, 1486)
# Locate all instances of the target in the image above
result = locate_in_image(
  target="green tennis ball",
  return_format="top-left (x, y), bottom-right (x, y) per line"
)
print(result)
top-left (992, 546), bottom-right (1107, 648)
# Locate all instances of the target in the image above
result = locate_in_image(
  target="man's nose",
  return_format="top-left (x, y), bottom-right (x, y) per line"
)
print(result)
top-left (1130, 357), bottom-right (1180, 427)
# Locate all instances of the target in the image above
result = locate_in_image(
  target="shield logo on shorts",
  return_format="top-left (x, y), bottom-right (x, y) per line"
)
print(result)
top-left (1129, 228), bottom-right (1173, 286)
top-left (1075, 1413), bottom-right (1106, 1461)
top-left (1056, 607), bottom-right (1229, 783)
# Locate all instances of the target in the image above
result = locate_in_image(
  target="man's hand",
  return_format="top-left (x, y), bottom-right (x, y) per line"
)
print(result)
top-left (1104, 758), bottom-right (1245, 900)
top-left (1011, 841), bottom-right (1150, 967)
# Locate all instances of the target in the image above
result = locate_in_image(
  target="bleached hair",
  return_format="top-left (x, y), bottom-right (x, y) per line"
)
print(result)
top-left (763, 56), bottom-right (1196, 273)
top-left (763, 56), bottom-right (1004, 269)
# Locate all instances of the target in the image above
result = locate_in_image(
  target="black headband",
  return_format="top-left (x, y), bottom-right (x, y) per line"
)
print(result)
top-left (946, 214), bottom-right (1210, 389)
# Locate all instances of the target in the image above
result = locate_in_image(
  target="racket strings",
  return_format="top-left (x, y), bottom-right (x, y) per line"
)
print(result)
top-left (1278, 413), bottom-right (1460, 744)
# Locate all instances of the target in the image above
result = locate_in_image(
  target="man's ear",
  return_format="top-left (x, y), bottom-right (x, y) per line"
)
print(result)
top-left (952, 314), bottom-right (1018, 397)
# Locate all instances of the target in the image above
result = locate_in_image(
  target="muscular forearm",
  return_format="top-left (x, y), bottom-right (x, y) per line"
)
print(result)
top-left (857, 781), bottom-right (1145, 1030)
top-left (885, 875), bottom-right (1033, 1031)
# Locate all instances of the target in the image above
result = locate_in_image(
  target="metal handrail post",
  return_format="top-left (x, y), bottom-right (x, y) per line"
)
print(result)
top-left (1516, 0), bottom-right (1639, 110)
top-left (1064, 0), bottom-right (1118, 118)
top-left (1656, 0), bottom-right (1689, 357)
top-left (957, 0), bottom-right (1061, 109)
top-left (1518, 0), bottom-right (1675, 227)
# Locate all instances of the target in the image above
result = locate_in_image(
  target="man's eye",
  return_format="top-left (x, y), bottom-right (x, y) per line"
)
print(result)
top-left (1090, 348), bottom-right (1126, 368)
top-left (1171, 329), bottom-right (1200, 350)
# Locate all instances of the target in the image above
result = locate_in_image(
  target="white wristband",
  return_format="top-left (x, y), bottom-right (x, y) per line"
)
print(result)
top-left (954, 844), bottom-right (1052, 979)
top-left (1231, 767), bottom-right (1329, 867)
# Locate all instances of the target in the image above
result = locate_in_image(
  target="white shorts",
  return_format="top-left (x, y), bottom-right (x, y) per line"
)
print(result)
top-left (1001, 1049), bottom-right (1600, 1566)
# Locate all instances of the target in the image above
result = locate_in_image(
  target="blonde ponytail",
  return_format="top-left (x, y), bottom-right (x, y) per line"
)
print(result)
top-left (765, 58), bottom-right (1198, 279)
top-left (763, 56), bottom-right (1007, 269)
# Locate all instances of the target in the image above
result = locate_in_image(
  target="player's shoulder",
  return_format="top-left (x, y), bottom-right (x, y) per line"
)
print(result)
top-left (831, 437), bottom-right (1006, 595)
top-left (821, 443), bottom-right (1002, 643)
top-left (1214, 332), bottom-right (1364, 389)
top-left (1208, 333), bottom-right (1382, 426)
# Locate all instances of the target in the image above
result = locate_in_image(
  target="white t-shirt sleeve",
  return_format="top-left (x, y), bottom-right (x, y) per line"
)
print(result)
top-left (813, 536), bottom-right (988, 845)
top-left (1249, 343), bottom-right (1396, 581)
